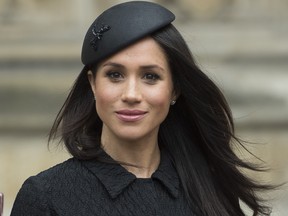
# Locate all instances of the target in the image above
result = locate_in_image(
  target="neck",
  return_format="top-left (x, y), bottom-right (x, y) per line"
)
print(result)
top-left (101, 133), bottom-right (161, 178)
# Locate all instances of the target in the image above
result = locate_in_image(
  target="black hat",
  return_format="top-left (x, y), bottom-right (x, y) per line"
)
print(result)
top-left (81, 1), bottom-right (175, 66)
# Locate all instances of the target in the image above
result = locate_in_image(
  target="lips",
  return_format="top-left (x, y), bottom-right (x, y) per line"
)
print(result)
top-left (115, 109), bottom-right (147, 122)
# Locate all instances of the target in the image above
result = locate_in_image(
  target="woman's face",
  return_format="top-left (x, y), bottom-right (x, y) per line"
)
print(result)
top-left (88, 37), bottom-right (176, 143)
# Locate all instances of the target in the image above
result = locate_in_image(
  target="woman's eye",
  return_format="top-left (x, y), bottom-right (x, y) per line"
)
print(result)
top-left (143, 73), bottom-right (160, 82)
top-left (106, 71), bottom-right (123, 81)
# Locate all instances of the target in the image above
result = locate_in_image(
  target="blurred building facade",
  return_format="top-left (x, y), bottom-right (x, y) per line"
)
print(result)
top-left (0, 0), bottom-right (288, 215)
top-left (0, 0), bottom-right (288, 22)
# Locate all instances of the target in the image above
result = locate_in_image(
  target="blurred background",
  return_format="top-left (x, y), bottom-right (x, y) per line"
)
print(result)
top-left (0, 0), bottom-right (287, 215)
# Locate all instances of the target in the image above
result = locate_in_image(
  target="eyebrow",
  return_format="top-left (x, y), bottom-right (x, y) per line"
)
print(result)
top-left (102, 62), bottom-right (165, 71)
top-left (102, 62), bottom-right (124, 68)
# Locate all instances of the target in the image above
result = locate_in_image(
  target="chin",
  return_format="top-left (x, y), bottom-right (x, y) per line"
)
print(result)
top-left (115, 130), bottom-right (156, 143)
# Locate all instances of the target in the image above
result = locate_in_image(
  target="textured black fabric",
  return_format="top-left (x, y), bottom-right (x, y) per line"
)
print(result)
top-left (11, 151), bottom-right (197, 216)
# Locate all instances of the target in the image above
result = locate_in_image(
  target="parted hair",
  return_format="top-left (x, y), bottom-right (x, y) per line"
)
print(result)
top-left (49, 24), bottom-right (272, 216)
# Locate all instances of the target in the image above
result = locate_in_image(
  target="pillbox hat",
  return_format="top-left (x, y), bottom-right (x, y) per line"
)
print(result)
top-left (81, 1), bottom-right (175, 66)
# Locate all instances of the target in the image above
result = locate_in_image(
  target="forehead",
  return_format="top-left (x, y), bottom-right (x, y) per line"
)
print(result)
top-left (98, 37), bottom-right (168, 67)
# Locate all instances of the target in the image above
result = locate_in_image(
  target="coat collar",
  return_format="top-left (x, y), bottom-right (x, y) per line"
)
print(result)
top-left (82, 149), bottom-right (180, 199)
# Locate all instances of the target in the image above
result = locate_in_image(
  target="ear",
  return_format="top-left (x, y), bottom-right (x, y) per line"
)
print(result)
top-left (87, 70), bottom-right (96, 94)
top-left (171, 89), bottom-right (179, 101)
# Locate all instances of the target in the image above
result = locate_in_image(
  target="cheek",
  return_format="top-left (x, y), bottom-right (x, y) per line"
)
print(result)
top-left (146, 88), bottom-right (172, 109)
top-left (94, 84), bottom-right (120, 110)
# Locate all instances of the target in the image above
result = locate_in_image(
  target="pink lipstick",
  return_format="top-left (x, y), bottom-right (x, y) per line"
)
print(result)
top-left (115, 110), bottom-right (147, 122)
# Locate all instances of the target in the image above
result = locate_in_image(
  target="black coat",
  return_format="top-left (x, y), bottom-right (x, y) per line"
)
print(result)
top-left (11, 150), bottom-right (197, 216)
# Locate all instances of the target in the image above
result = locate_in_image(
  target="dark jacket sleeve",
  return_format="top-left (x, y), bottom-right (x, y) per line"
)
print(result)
top-left (11, 176), bottom-right (52, 216)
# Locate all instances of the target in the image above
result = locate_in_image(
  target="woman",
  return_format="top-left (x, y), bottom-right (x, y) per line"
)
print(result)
top-left (11, 1), bottom-right (272, 215)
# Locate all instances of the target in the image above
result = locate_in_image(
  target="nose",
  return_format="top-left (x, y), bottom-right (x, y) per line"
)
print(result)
top-left (121, 78), bottom-right (142, 104)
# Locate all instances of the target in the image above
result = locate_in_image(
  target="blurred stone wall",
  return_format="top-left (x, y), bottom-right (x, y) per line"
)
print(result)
top-left (0, 0), bottom-right (288, 215)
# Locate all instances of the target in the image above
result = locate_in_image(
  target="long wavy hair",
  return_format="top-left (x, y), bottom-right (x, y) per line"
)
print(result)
top-left (49, 24), bottom-right (272, 215)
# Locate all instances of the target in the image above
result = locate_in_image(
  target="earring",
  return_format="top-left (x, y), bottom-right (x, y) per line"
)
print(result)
top-left (170, 100), bottom-right (176, 105)
top-left (94, 96), bottom-right (96, 101)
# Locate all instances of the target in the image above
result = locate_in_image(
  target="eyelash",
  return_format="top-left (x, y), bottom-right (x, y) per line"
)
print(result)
top-left (105, 71), bottom-right (123, 81)
top-left (143, 73), bottom-right (160, 82)
top-left (105, 71), bottom-right (160, 83)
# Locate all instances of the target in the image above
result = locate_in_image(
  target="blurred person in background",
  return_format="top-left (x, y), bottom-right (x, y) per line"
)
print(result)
top-left (10, 1), bottom-right (273, 215)
top-left (0, 193), bottom-right (3, 216)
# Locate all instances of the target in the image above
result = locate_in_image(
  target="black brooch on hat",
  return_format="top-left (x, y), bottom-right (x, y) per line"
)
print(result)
top-left (90, 24), bottom-right (111, 51)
